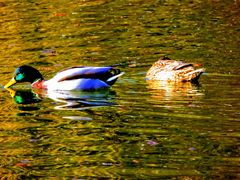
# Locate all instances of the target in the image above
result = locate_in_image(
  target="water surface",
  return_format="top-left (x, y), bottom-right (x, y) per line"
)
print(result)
top-left (0, 0), bottom-right (239, 179)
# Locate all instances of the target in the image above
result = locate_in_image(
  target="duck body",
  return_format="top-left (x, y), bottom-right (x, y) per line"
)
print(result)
top-left (5, 65), bottom-right (124, 91)
top-left (146, 57), bottom-right (204, 82)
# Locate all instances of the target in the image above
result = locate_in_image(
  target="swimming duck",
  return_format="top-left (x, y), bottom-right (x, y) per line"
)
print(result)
top-left (4, 65), bottom-right (124, 91)
top-left (146, 57), bottom-right (204, 82)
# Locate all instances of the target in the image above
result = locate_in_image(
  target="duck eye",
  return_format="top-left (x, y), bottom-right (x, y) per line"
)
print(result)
top-left (15, 73), bottom-right (25, 81)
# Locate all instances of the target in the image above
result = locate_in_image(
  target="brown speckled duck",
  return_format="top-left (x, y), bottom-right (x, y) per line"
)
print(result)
top-left (146, 57), bottom-right (205, 82)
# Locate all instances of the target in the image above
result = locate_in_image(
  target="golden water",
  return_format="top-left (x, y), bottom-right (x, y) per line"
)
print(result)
top-left (0, 0), bottom-right (239, 179)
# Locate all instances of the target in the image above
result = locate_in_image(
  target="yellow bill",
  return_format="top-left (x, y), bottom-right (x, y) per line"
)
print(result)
top-left (4, 78), bottom-right (17, 89)
top-left (5, 88), bottom-right (16, 97)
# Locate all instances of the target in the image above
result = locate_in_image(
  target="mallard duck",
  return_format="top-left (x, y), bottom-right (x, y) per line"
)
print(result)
top-left (146, 57), bottom-right (204, 82)
top-left (4, 65), bottom-right (124, 91)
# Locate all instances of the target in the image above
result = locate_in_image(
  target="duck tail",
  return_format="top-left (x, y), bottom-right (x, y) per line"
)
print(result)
top-left (106, 72), bottom-right (125, 85)
top-left (184, 68), bottom-right (205, 82)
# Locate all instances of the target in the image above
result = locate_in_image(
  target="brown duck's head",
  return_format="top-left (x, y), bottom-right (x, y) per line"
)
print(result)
top-left (159, 56), bottom-right (171, 60)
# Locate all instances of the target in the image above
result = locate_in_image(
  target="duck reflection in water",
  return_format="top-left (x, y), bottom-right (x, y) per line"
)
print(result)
top-left (44, 89), bottom-right (116, 110)
top-left (5, 88), bottom-right (116, 110)
top-left (147, 80), bottom-right (204, 101)
top-left (7, 88), bottom-right (42, 105)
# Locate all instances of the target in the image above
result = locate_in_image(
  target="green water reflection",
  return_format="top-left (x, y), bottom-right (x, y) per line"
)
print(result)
top-left (0, 0), bottom-right (239, 179)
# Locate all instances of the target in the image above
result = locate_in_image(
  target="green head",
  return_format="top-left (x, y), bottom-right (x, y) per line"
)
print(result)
top-left (4, 65), bottom-right (44, 88)
top-left (6, 88), bottom-right (41, 104)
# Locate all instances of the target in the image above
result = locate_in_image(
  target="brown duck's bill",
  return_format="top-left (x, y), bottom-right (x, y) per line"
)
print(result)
top-left (4, 78), bottom-right (17, 89)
